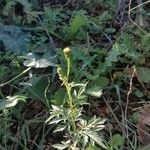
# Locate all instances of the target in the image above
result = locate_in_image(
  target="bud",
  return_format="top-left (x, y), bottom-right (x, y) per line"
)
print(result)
top-left (63, 47), bottom-right (71, 59)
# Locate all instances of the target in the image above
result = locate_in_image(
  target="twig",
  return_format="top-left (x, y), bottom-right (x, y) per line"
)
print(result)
top-left (130, 0), bottom-right (150, 11)
top-left (125, 66), bottom-right (136, 147)
top-left (128, 0), bottom-right (149, 35)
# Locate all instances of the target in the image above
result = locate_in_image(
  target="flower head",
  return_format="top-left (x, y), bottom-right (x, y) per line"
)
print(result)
top-left (63, 47), bottom-right (71, 59)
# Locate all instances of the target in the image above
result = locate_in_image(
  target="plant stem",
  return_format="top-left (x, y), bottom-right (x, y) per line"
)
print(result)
top-left (64, 53), bottom-right (76, 131)
top-left (0, 67), bottom-right (32, 88)
top-left (66, 85), bottom-right (76, 131)
top-left (66, 57), bottom-right (70, 82)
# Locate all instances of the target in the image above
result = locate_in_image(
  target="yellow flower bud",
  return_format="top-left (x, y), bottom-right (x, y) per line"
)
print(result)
top-left (63, 47), bottom-right (71, 59)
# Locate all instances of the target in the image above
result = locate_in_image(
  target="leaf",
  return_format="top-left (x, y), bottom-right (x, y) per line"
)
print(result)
top-left (105, 28), bottom-right (116, 33)
top-left (53, 88), bottom-right (66, 105)
top-left (70, 15), bottom-right (86, 34)
top-left (24, 76), bottom-right (49, 103)
top-left (86, 76), bottom-right (109, 97)
top-left (0, 65), bottom-right (8, 77)
top-left (87, 88), bottom-right (103, 97)
top-left (0, 95), bottom-right (26, 110)
top-left (53, 125), bottom-right (67, 133)
top-left (23, 53), bottom-right (56, 68)
top-left (136, 67), bottom-right (150, 83)
top-left (83, 131), bottom-right (107, 149)
top-left (137, 105), bottom-right (150, 145)
top-left (105, 44), bottom-right (120, 67)
top-left (67, 11), bottom-right (87, 38)
top-left (0, 24), bottom-right (29, 52)
top-left (52, 144), bottom-right (69, 150)
top-left (86, 144), bottom-right (100, 150)
top-left (137, 144), bottom-right (150, 150)
top-left (134, 90), bottom-right (144, 98)
top-left (108, 134), bottom-right (124, 148)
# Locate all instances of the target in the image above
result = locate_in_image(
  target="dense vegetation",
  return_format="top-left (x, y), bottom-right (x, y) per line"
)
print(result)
top-left (0, 0), bottom-right (150, 150)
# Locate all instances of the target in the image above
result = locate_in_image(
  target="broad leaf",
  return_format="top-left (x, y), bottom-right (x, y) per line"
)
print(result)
top-left (0, 24), bottom-right (29, 52)
top-left (23, 76), bottom-right (49, 103)
top-left (23, 53), bottom-right (56, 68)
top-left (108, 134), bottom-right (124, 149)
top-left (136, 67), bottom-right (150, 83)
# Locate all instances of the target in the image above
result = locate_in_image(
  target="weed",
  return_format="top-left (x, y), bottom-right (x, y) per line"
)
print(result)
top-left (46, 47), bottom-right (106, 149)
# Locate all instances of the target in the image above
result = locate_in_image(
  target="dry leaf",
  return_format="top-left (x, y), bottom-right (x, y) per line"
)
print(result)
top-left (137, 105), bottom-right (150, 145)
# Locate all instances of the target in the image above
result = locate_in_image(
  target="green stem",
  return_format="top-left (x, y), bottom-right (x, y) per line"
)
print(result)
top-left (64, 56), bottom-right (76, 131)
top-left (0, 67), bottom-right (32, 88)
top-left (66, 85), bottom-right (76, 130)
top-left (44, 78), bottom-right (51, 108)
top-left (65, 57), bottom-right (73, 111)
top-left (66, 57), bottom-right (71, 82)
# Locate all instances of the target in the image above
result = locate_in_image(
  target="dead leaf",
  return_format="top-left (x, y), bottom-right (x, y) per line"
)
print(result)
top-left (137, 105), bottom-right (150, 145)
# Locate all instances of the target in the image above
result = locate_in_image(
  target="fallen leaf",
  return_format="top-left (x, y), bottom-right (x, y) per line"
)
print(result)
top-left (137, 105), bottom-right (150, 145)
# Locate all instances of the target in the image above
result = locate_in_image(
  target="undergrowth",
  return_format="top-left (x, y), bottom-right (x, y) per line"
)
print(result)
top-left (0, 0), bottom-right (150, 150)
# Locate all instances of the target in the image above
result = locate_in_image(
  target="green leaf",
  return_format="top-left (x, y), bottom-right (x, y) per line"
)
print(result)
top-left (136, 67), bottom-right (150, 83)
top-left (86, 76), bottom-right (109, 97)
top-left (53, 125), bottom-right (67, 133)
top-left (134, 90), bottom-right (144, 98)
top-left (88, 76), bottom-right (109, 88)
top-left (24, 76), bottom-right (49, 103)
top-left (105, 28), bottom-right (116, 33)
top-left (108, 134), bottom-right (124, 148)
top-left (0, 95), bottom-right (26, 110)
top-left (87, 88), bottom-right (103, 97)
top-left (70, 15), bottom-right (86, 34)
top-left (86, 144), bottom-right (100, 150)
top-left (67, 12), bottom-right (87, 38)
top-left (0, 24), bottom-right (29, 52)
top-left (53, 88), bottom-right (66, 105)
top-left (0, 65), bottom-right (8, 77)
top-left (84, 131), bottom-right (107, 149)
top-left (105, 44), bottom-right (120, 67)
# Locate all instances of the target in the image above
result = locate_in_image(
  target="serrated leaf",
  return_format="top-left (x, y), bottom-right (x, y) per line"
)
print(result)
top-left (53, 125), bottom-right (67, 133)
top-left (83, 131), bottom-right (107, 149)
top-left (136, 67), bottom-right (150, 83)
top-left (69, 15), bottom-right (87, 35)
top-left (48, 118), bottom-right (64, 125)
top-left (105, 48), bottom-right (120, 67)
